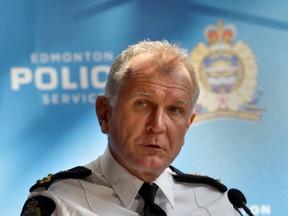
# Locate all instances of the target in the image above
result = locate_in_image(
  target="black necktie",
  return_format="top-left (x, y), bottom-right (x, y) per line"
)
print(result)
top-left (138, 183), bottom-right (167, 216)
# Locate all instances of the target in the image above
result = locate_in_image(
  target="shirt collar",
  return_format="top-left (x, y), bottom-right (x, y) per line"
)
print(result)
top-left (100, 147), bottom-right (174, 209)
top-left (154, 169), bottom-right (175, 208)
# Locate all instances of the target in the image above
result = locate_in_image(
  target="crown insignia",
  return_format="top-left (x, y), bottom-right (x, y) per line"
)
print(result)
top-left (205, 19), bottom-right (236, 47)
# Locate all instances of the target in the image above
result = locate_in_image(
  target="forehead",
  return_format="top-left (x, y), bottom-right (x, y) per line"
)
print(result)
top-left (128, 53), bottom-right (183, 75)
top-left (118, 54), bottom-right (193, 103)
top-left (129, 52), bottom-right (191, 80)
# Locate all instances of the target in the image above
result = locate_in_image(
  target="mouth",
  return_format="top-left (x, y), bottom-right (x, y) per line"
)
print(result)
top-left (139, 137), bottom-right (166, 151)
top-left (147, 144), bottom-right (161, 148)
top-left (142, 143), bottom-right (164, 150)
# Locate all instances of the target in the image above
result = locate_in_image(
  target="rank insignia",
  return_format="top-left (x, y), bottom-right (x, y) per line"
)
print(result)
top-left (190, 19), bottom-right (264, 123)
top-left (30, 166), bottom-right (92, 192)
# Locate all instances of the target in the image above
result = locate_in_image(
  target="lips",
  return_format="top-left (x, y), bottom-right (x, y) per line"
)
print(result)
top-left (138, 137), bottom-right (166, 150)
top-left (147, 144), bottom-right (161, 148)
top-left (141, 143), bottom-right (165, 151)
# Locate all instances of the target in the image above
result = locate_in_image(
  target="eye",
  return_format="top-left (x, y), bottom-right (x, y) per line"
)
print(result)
top-left (137, 100), bottom-right (147, 107)
top-left (168, 106), bottom-right (181, 113)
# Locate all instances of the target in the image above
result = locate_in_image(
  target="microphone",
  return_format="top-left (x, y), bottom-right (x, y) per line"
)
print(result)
top-left (228, 188), bottom-right (254, 216)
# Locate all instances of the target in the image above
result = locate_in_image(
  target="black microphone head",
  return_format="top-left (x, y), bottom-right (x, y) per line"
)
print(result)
top-left (228, 188), bottom-right (247, 208)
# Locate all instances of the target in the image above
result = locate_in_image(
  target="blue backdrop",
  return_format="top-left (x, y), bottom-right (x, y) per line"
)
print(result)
top-left (1, 0), bottom-right (287, 215)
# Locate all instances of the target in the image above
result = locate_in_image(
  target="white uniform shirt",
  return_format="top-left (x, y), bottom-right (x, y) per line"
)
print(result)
top-left (24, 148), bottom-right (240, 216)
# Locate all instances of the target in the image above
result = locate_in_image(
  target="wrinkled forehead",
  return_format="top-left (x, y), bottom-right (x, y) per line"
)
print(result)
top-left (128, 53), bottom-right (185, 76)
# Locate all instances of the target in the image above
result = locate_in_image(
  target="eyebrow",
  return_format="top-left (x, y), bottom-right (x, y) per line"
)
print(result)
top-left (132, 91), bottom-right (188, 106)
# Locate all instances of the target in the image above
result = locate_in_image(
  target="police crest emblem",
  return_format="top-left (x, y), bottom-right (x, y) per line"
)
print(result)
top-left (190, 20), bottom-right (263, 123)
top-left (21, 196), bottom-right (56, 216)
top-left (21, 198), bottom-right (41, 216)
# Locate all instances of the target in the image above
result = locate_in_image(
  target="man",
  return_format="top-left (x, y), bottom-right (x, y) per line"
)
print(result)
top-left (21, 40), bottom-right (241, 215)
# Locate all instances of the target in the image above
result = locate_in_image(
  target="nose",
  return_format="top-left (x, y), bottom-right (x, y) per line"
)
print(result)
top-left (146, 108), bottom-right (166, 134)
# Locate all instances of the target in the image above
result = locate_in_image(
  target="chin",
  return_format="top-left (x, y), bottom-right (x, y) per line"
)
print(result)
top-left (137, 157), bottom-right (167, 172)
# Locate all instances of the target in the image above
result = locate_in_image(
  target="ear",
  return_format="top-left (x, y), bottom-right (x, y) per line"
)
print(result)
top-left (185, 112), bottom-right (196, 132)
top-left (95, 95), bottom-right (111, 134)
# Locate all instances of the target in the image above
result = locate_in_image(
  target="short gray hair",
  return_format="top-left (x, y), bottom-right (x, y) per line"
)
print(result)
top-left (105, 40), bottom-right (200, 108)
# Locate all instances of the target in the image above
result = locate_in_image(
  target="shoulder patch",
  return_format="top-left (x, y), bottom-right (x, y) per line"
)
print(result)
top-left (169, 165), bottom-right (227, 193)
top-left (21, 196), bottom-right (55, 216)
top-left (30, 166), bottom-right (92, 192)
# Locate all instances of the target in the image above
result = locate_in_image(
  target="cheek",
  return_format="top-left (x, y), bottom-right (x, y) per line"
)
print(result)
top-left (109, 112), bottom-right (141, 144)
top-left (168, 127), bottom-right (186, 148)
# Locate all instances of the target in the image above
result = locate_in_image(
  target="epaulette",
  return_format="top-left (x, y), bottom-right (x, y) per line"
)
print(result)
top-left (30, 166), bottom-right (92, 192)
top-left (169, 165), bottom-right (227, 193)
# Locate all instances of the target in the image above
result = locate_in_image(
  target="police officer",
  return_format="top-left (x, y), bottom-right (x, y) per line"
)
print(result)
top-left (21, 40), bottom-right (241, 216)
